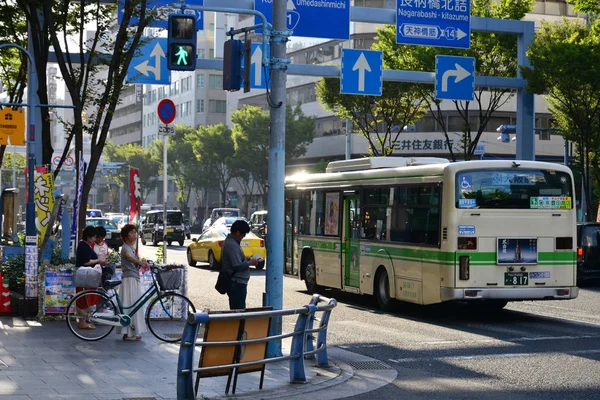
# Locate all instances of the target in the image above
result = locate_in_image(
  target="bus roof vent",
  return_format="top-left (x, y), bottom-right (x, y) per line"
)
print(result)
top-left (325, 157), bottom-right (449, 173)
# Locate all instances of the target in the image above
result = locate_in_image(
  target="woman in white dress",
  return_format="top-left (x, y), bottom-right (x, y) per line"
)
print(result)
top-left (117, 224), bottom-right (149, 341)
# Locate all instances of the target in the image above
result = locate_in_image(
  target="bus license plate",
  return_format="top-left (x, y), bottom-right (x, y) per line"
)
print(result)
top-left (505, 272), bottom-right (529, 286)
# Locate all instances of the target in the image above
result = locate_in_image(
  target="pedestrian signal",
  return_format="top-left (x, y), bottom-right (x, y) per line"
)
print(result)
top-left (167, 14), bottom-right (197, 71)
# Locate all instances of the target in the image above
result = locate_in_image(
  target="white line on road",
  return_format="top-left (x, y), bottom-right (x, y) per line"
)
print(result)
top-left (388, 348), bottom-right (600, 364)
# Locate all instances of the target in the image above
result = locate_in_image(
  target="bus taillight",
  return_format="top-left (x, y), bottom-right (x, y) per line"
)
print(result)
top-left (458, 237), bottom-right (477, 250)
top-left (459, 255), bottom-right (470, 280)
top-left (577, 247), bottom-right (583, 259)
top-left (260, 239), bottom-right (265, 247)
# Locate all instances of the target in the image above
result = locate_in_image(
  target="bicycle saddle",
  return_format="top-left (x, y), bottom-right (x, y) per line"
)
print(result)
top-left (103, 279), bottom-right (122, 289)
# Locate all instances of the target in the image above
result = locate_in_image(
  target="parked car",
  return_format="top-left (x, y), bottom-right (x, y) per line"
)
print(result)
top-left (250, 210), bottom-right (268, 240)
top-left (140, 210), bottom-right (186, 247)
top-left (211, 216), bottom-right (250, 229)
top-left (85, 218), bottom-right (123, 251)
top-left (202, 208), bottom-right (241, 231)
top-left (187, 226), bottom-right (265, 270)
top-left (86, 209), bottom-right (103, 218)
top-left (577, 222), bottom-right (600, 285)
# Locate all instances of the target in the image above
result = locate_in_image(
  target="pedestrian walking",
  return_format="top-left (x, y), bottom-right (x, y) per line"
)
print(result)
top-left (221, 220), bottom-right (258, 310)
top-left (118, 223), bottom-right (150, 341)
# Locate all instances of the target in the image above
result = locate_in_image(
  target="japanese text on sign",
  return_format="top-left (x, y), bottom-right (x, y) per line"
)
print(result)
top-left (34, 172), bottom-right (54, 245)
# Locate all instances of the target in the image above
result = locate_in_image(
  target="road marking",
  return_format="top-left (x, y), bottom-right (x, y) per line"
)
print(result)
top-left (388, 349), bottom-right (600, 364)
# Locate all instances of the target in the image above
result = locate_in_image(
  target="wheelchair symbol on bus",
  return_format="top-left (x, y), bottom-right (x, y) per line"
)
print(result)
top-left (460, 176), bottom-right (472, 189)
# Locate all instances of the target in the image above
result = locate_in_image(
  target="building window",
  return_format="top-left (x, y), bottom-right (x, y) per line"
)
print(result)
top-left (197, 73), bottom-right (205, 88)
top-left (198, 48), bottom-right (206, 58)
top-left (209, 74), bottom-right (223, 89)
top-left (209, 49), bottom-right (215, 59)
top-left (201, 99), bottom-right (204, 113)
top-left (209, 100), bottom-right (226, 114)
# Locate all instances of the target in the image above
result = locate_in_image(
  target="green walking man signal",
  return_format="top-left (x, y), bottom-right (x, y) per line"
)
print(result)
top-left (168, 14), bottom-right (197, 71)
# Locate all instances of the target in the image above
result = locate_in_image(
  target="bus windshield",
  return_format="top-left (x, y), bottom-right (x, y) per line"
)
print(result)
top-left (456, 168), bottom-right (573, 209)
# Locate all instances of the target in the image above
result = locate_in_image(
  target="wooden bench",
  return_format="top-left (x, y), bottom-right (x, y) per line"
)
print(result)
top-left (194, 307), bottom-right (272, 396)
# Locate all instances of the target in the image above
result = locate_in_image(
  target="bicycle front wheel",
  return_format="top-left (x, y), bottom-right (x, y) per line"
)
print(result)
top-left (66, 291), bottom-right (117, 341)
top-left (146, 293), bottom-right (196, 342)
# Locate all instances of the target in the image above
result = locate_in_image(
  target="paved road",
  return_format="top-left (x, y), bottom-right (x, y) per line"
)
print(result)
top-left (138, 239), bottom-right (600, 399)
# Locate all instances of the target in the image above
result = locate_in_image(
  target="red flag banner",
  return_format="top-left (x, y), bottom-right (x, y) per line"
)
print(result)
top-left (129, 168), bottom-right (141, 226)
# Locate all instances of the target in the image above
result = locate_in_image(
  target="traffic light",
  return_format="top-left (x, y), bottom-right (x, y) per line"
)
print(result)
top-left (167, 14), bottom-right (196, 71)
top-left (223, 39), bottom-right (243, 91)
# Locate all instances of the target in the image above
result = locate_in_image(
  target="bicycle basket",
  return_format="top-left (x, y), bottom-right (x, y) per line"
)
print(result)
top-left (156, 269), bottom-right (182, 291)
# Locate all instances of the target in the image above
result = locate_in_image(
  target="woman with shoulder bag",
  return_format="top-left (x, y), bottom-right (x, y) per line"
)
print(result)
top-left (75, 226), bottom-right (107, 330)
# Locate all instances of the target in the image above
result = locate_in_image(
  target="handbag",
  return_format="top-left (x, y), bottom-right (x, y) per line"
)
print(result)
top-left (215, 268), bottom-right (233, 295)
top-left (74, 266), bottom-right (102, 288)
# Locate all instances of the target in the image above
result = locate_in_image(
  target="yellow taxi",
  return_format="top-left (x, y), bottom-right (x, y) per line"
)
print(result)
top-left (186, 226), bottom-right (266, 270)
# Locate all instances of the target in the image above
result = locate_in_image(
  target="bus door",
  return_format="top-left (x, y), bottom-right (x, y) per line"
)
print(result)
top-left (343, 194), bottom-right (361, 288)
top-left (284, 198), bottom-right (297, 276)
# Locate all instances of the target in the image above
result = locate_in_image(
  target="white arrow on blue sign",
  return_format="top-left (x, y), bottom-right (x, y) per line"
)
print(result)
top-left (255, 0), bottom-right (350, 40)
top-left (435, 55), bottom-right (475, 101)
top-left (126, 37), bottom-right (170, 85)
top-left (396, 0), bottom-right (470, 49)
top-left (242, 44), bottom-right (270, 90)
top-left (340, 49), bottom-right (383, 96)
top-left (118, 0), bottom-right (204, 30)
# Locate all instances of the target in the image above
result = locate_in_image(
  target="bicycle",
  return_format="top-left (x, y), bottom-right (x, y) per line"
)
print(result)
top-left (65, 263), bottom-right (196, 342)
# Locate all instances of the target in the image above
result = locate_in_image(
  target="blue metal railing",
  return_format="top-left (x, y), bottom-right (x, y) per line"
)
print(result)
top-left (177, 294), bottom-right (337, 399)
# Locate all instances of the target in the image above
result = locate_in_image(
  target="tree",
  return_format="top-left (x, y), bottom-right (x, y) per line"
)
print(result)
top-left (373, 0), bottom-right (533, 160)
top-left (166, 125), bottom-right (203, 214)
top-left (231, 105), bottom-right (316, 207)
top-left (522, 19), bottom-right (600, 220)
top-left (19, 0), bottom-right (159, 230)
top-left (0, 152), bottom-right (26, 188)
top-left (316, 78), bottom-right (427, 157)
top-left (103, 142), bottom-right (161, 205)
top-left (187, 124), bottom-right (236, 208)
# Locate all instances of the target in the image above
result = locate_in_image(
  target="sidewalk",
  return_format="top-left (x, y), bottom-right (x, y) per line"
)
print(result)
top-left (0, 317), bottom-right (396, 400)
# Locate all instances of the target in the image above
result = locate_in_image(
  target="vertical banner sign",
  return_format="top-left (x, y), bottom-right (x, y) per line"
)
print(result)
top-left (25, 240), bottom-right (38, 298)
top-left (129, 168), bottom-right (141, 225)
top-left (34, 172), bottom-right (54, 246)
top-left (69, 158), bottom-right (85, 258)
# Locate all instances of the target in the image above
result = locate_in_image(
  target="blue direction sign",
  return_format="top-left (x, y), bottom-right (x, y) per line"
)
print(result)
top-left (119, 0), bottom-right (203, 30)
top-left (126, 37), bottom-right (170, 85)
top-left (396, 0), bottom-right (470, 49)
top-left (255, 0), bottom-right (350, 40)
top-left (242, 44), bottom-right (271, 90)
top-left (340, 49), bottom-right (383, 96)
top-left (435, 55), bottom-right (475, 101)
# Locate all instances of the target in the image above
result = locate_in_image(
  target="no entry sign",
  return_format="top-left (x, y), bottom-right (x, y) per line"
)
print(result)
top-left (157, 99), bottom-right (176, 124)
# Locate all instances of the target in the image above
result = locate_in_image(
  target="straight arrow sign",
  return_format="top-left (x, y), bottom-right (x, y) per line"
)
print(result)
top-left (340, 49), bottom-right (383, 96)
top-left (352, 53), bottom-right (371, 92)
top-left (252, 45), bottom-right (262, 87)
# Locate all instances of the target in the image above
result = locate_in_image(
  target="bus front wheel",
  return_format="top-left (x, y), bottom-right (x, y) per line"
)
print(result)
top-left (375, 268), bottom-right (393, 311)
top-left (304, 256), bottom-right (319, 293)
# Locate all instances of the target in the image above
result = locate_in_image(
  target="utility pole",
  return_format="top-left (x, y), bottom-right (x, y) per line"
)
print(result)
top-left (265, 0), bottom-right (290, 358)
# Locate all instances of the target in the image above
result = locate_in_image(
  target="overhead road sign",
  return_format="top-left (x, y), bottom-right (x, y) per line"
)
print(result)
top-left (157, 99), bottom-right (176, 124)
top-left (340, 49), bottom-right (383, 96)
top-left (126, 37), bottom-right (169, 85)
top-left (435, 55), bottom-right (475, 101)
top-left (396, 0), bottom-right (471, 49)
top-left (118, 0), bottom-right (204, 30)
top-left (254, 0), bottom-right (350, 40)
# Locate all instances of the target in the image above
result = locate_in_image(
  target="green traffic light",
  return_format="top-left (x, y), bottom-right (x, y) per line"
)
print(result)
top-left (176, 46), bottom-right (189, 65)
top-left (170, 44), bottom-right (194, 68)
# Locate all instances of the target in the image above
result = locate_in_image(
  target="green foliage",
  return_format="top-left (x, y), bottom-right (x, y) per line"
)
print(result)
top-left (0, 254), bottom-right (25, 294)
top-left (104, 142), bottom-right (161, 204)
top-left (186, 123), bottom-right (236, 207)
top-left (522, 19), bottom-right (600, 220)
top-left (372, 0), bottom-right (533, 160)
top-left (155, 245), bottom-right (164, 264)
top-left (168, 125), bottom-right (203, 213)
top-left (230, 105), bottom-right (316, 206)
top-left (316, 77), bottom-right (427, 157)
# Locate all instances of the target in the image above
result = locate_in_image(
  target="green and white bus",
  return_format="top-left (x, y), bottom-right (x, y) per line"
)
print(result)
top-left (284, 157), bottom-right (578, 310)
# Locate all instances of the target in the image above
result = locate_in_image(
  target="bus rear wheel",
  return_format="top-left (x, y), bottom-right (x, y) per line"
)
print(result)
top-left (375, 268), bottom-right (393, 311)
top-left (304, 256), bottom-right (319, 293)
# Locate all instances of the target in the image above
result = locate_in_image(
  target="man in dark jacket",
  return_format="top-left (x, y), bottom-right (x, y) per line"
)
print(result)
top-left (221, 220), bottom-right (259, 309)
